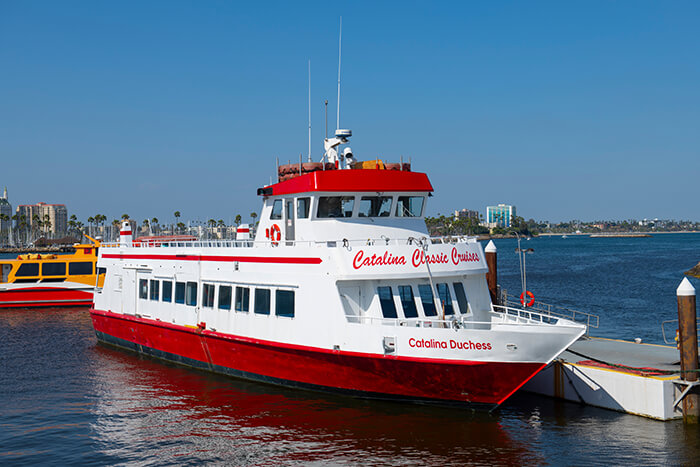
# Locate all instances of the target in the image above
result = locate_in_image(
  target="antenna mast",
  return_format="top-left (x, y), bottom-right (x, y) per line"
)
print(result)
top-left (336, 16), bottom-right (342, 130)
top-left (308, 60), bottom-right (312, 162)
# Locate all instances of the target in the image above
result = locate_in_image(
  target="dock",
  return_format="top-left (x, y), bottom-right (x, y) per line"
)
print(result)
top-left (524, 337), bottom-right (687, 420)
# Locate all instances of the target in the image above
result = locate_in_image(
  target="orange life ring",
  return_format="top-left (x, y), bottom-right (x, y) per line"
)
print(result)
top-left (269, 223), bottom-right (281, 246)
top-left (520, 290), bottom-right (535, 308)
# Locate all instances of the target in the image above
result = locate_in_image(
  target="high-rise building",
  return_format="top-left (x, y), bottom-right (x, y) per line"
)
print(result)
top-left (0, 187), bottom-right (12, 237)
top-left (16, 202), bottom-right (68, 236)
top-left (486, 204), bottom-right (516, 228)
top-left (454, 209), bottom-right (480, 221)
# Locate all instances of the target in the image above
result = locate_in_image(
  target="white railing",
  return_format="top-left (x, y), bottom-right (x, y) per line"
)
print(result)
top-left (348, 308), bottom-right (585, 330)
top-left (494, 299), bottom-right (598, 336)
top-left (99, 235), bottom-right (479, 250)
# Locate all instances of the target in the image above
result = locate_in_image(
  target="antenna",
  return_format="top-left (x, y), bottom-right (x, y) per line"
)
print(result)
top-left (308, 60), bottom-right (312, 162)
top-left (324, 100), bottom-right (328, 139)
top-left (336, 16), bottom-right (342, 130)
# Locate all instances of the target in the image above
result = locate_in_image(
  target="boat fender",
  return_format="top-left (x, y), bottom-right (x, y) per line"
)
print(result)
top-left (520, 290), bottom-right (535, 307)
top-left (269, 224), bottom-right (281, 246)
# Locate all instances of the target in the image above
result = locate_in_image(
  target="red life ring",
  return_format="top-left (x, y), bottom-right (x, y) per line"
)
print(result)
top-left (269, 223), bottom-right (281, 246)
top-left (520, 290), bottom-right (535, 308)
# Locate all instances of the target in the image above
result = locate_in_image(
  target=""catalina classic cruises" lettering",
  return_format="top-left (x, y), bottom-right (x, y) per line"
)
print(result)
top-left (351, 247), bottom-right (479, 270)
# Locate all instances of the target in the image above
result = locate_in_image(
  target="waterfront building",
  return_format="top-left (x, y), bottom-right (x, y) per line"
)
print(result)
top-left (0, 188), bottom-right (12, 239)
top-left (454, 208), bottom-right (479, 221)
top-left (486, 204), bottom-right (516, 228)
top-left (16, 202), bottom-right (68, 236)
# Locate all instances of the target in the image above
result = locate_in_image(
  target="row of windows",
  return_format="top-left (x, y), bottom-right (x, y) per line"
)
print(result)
top-left (138, 279), bottom-right (295, 317)
top-left (14, 261), bottom-right (94, 277)
top-left (270, 195), bottom-right (424, 221)
top-left (377, 282), bottom-right (470, 319)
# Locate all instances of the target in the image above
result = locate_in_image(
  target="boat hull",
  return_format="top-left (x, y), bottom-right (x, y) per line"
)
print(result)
top-left (90, 308), bottom-right (546, 407)
top-left (0, 286), bottom-right (93, 308)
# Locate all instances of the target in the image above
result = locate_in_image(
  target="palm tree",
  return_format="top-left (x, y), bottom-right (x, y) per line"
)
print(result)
top-left (207, 219), bottom-right (216, 239)
top-left (235, 214), bottom-right (242, 227)
top-left (43, 213), bottom-right (52, 237)
top-left (151, 217), bottom-right (159, 235)
top-left (87, 216), bottom-right (95, 237)
top-left (174, 211), bottom-right (181, 234)
top-left (142, 219), bottom-right (150, 236)
top-left (121, 213), bottom-right (130, 220)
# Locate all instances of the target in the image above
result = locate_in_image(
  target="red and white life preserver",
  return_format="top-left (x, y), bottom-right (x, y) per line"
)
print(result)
top-left (267, 223), bottom-right (281, 246)
top-left (520, 290), bottom-right (535, 308)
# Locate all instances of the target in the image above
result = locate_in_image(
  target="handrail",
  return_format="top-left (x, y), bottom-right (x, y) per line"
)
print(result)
top-left (99, 235), bottom-right (480, 250)
top-left (499, 289), bottom-right (599, 336)
top-left (661, 319), bottom-right (700, 345)
top-left (349, 308), bottom-right (585, 330)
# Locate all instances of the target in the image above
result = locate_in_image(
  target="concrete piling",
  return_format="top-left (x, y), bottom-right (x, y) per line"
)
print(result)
top-left (485, 240), bottom-right (498, 305)
top-left (676, 277), bottom-right (698, 423)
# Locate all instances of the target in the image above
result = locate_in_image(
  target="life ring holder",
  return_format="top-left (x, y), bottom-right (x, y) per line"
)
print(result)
top-left (520, 290), bottom-right (535, 308)
top-left (268, 224), bottom-right (281, 246)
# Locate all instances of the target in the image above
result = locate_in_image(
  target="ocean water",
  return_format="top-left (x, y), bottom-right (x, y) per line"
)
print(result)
top-left (1, 233), bottom-right (699, 465)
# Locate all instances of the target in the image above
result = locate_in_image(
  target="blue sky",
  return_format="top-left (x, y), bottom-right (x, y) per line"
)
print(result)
top-left (1, 1), bottom-right (698, 225)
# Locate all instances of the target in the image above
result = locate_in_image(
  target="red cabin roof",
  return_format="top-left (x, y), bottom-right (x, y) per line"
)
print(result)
top-left (258, 169), bottom-right (433, 197)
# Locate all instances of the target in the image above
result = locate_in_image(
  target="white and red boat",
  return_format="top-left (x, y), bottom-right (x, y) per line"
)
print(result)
top-left (90, 130), bottom-right (585, 408)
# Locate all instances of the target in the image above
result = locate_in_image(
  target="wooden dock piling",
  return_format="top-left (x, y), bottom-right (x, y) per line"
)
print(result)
top-left (485, 240), bottom-right (498, 304)
top-left (677, 278), bottom-right (698, 423)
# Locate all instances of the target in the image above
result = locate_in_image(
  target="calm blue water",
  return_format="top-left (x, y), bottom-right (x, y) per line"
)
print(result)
top-left (1, 234), bottom-right (699, 465)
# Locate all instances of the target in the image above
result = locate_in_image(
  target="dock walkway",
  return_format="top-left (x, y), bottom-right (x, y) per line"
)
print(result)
top-left (524, 337), bottom-right (687, 420)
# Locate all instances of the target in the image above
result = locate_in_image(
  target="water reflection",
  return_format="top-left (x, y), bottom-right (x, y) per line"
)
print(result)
top-left (90, 345), bottom-right (539, 465)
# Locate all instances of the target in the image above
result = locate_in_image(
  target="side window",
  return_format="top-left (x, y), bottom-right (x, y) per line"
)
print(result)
top-left (219, 285), bottom-right (232, 310)
top-left (42, 263), bottom-right (66, 276)
top-left (175, 282), bottom-right (186, 304)
top-left (150, 280), bottom-right (159, 301)
top-left (395, 196), bottom-right (425, 217)
top-left (254, 288), bottom-right (270, 315)
top-left (436, 283), bottom-right (454, 315)
top-left (317, 196), bottom-right (355, 218)
top-left (202, 283), bottom-right (215, 307)
top-left (297, 197), bottom-right (310, 218)
top-left (398, 285), bottom-right (418, 318)
top-left (162, 281), bottom-right (173, 302)
top-left (16, 263), bottom-right (39, 277)
top-left (417, 284), bottom-right (437, 316)
top-left (453, 282), bottom-right (469, 314)
top-left (186, 282), bottom-right (197, 306)
top-left (139, 279), bottom-right (148, 299)
top-left (377, 286), bottom-right (398, 319)
top-left (69, 262), bottom-right (93, 275)
top-left (275, 290), bottom-right (295, 317)
top-left (235, 286), bottom-right (250, 312)
top-left (358, 196), bottom-right (393, 217)
top-left (270, 199), bottom-right (283, 220)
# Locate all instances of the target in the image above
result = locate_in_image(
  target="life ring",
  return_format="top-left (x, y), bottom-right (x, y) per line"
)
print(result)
top-left (269, 223), bottom-right (281, 246)
top-left (520, 290), bottom-right (535, 308)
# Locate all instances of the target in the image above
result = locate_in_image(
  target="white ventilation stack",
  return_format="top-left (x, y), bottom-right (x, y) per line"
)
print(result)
top-left (236, 224), bottom-right (251, 241)
top-left (119, 220), bottom-right (133, 246)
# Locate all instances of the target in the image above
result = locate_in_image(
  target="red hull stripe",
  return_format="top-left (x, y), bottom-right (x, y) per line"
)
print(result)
top-left (119, 231), bottom-right (132, 235)
top-left (90, 308), bottom-right (545, 405)
top-left (102, 253), bottom-right (322, 264)
top-left (0, 287), bottom-right (93, 308)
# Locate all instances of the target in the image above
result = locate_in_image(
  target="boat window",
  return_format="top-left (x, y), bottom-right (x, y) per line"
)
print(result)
top-left (398, 285), bottom-right (418, 318)
top-left (436, 283), bottom-right (454, 315)
top-left (186, 282), bottom-right (197, 306)
top-left (270, 199), bottom-right (283, 220)
top-left (69, 262), bottom-right (93, 275)
top-left (417, 284), bottom-right (437, 316)
top-left (453, 282), bottom-right (469, 314)
top-left (150, 280), bottom-right (160, 301)
top-left (358, 196), bottom-right (393, 217)
top-left (377, 286), bottom-right (398, 319)
top-left (175, 282), bottom-right (185, 304)
top-left (235, 286), bottom-right (250, 312)
top-left (162, 281), bottom-right (173, 302)
top-left (275, 290), bottom-right (295, 318)
top-left (317, 196), bottom-right (354, 218)
top-left (202, 283), bottom-right (215, 307)
top-left (219, 285), bottom-right (232, 310)
top-left (42, 262), bottom-right (66, 276)
top-left (139, 279), bottom-right (148, 299)
top-left (254, 288), bottom-right (271, 315)
top-left (395, 196), bottom-right (425, 217)
top-left (16, 263), bottom-right (39, 277)
top-left (297, 197), bottom-right (310, 218)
